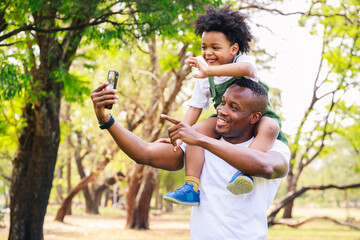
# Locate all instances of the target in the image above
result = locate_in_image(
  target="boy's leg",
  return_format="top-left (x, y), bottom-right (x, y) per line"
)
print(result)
top-left (226, 116), bottom-right (280, 195)
top-left (163, 117), bottom-right (219, 206)
top-left (184, 117), bottom-right (219, 191)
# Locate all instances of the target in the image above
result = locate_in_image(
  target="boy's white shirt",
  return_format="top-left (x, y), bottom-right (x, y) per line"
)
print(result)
top-left (185, 55), bottom-right (258, 110)
top-left (181, 138), bottom-right (291, 240)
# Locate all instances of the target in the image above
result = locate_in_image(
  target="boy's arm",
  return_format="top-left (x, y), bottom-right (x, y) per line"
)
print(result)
top-left (183, 106), bottom-right (202, 126)
top-left (207, 62), bottom-right (253, 77)
top-left (249, 117), bottom-right (280, 152)
top-left (187, 57), bottom-right (254, 78)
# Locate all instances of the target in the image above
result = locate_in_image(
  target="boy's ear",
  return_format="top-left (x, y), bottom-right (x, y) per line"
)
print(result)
top-left (231, 43), bottom-right (239, 55)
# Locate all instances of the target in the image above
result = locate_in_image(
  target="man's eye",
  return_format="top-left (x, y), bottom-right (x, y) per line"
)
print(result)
top-left (231, 105), bottom-right (238, 111)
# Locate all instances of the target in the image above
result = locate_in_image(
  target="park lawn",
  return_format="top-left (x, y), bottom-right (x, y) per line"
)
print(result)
top-left (268, 221), bottom-right (360, 240)
top-left (0, 205), bottom-right (359, 240)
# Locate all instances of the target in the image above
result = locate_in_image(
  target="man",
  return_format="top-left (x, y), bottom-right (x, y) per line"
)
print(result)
top-left (91, 79), bottom-right (290, 239)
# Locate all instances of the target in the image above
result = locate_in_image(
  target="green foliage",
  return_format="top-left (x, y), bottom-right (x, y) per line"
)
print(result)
top-left (290, 0), bottom-right (360, 169)
top-left (0, 60), bottom-right (29, 100)
top-left (53, 67), bottom-right (91, 103)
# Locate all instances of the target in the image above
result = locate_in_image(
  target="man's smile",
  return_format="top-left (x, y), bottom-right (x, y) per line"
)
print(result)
top-left (217, 115), bottom-right (229, 127)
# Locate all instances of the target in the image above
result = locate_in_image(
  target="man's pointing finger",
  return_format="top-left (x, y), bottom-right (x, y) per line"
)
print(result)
top-left (161, 114), bottom-right (181, 125)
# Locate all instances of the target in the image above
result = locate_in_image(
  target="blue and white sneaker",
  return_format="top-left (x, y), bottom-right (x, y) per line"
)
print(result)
top-left (163, 182), bottom-right (200, 206)
top-left (226, 171), bottom-right (254, 195)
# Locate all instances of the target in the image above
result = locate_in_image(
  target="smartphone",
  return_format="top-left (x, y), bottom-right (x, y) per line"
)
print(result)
top-left (105, 69), bottom-right (119, 109)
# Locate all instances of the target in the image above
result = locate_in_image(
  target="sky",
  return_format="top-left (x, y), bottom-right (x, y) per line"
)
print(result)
top-left (249, 1), bottom-right (323, 135)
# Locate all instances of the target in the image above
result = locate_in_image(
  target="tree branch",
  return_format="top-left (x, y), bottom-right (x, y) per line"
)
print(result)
top-left (268, 183), bottom-right (360, 223)
top-left (239, 3), bottom-right (351, 21)
top-left (271, 216), bottom-right (360, 230)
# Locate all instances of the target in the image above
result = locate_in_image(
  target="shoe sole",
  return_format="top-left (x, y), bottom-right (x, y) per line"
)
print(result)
top-left (163, 196), bottom-right (199, 206)
top-left (226, 175), bottom-right (254, 195)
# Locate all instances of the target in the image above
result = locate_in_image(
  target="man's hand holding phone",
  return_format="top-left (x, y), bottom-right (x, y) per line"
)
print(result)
top-left (105, 70), bottom-right (119, 109)
top-left (91, 70), bottom-right (119, 124)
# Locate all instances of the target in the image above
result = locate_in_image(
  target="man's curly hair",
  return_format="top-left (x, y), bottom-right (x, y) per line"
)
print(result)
top-left (194, 6), bottom-right (253, 54)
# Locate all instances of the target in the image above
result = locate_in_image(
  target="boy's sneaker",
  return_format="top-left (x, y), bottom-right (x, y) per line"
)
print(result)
top-left (226, 171), bottom-right (254, 195)
top-left (163, 182), bottom-right (200, 206)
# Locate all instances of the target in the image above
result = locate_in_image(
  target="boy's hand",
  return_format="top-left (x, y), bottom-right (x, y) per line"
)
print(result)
top-left (155, 138), bottom-right (183, 152)
top-left (91, 82), bottom-right (119, 123)
top-left (187, 57), bottom-right (209, 78)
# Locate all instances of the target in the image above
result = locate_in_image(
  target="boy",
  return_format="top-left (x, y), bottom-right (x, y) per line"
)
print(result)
top-left (163, 6), bottom-right (288, 206)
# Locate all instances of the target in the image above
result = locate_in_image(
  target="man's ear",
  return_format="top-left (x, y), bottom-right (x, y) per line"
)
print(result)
top-left (250, 112), bottom-right (262, 125)
top-left (231, 43), bottom-right (239, 55)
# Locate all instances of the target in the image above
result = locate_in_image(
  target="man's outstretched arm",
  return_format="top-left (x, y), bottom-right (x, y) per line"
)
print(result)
top-left (91, 83), bottom-right (184, 171)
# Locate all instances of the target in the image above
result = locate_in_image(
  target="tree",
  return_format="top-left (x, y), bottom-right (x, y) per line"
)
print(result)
top-left (279, 0), bottom-right (360, 219)
top-left (234, 0), bottom-right (360, 225)
top-left (238, 0), bottom-right (360, 222)
top-left (0, 0), bottom-right (217, 238)
top-left (121, 36), bottom-right (197, 229)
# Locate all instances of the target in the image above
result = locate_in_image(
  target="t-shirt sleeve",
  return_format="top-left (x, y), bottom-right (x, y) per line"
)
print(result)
top-left (235, 55), bottom-right (258, 82)
top-left (185, 77), bottom-right (210, 109)
top-left (269, 140), bottom-right (291, 178)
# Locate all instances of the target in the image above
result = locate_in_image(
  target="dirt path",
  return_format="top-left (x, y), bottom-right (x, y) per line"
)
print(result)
top-left (0, 210), bottom-right (191, 240)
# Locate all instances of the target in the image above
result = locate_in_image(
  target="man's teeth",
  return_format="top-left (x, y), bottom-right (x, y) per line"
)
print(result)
top-left (218, 119), bottom-right (226, 123)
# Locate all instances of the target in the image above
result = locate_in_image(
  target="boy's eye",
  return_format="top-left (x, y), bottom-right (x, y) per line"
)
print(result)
top-left (201, 46), bottom-right (206, 50)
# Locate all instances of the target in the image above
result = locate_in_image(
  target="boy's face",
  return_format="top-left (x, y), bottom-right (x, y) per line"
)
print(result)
top-left (201, 31), bottom-right (238, 66)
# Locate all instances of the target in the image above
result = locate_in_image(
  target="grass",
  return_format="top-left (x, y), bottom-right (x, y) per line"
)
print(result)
top-left (0, 206), bottom-right (359, 240)
top-left (268, 221), bottom-right (360, 240)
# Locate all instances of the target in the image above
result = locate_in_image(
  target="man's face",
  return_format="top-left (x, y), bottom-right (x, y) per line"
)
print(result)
top-left (215, 85), bottom-right (258, 144)
top-left (201, 31), bottom-right (238, 66)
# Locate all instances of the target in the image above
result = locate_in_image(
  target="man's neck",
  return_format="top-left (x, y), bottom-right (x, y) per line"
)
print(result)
top-left (222, 134), bottom-right (254, 145)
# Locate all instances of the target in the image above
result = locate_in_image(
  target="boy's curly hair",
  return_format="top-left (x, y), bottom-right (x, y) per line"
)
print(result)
top-left (194, 6), bottom-right (253, 54)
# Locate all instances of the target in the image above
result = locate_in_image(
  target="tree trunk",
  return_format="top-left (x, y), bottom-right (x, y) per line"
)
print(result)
top-left (56, 165), bottom-right (64, 204)
top-left (282, 170), bottom-right (296, 218)
top-left (73, 131), bottom-right (93, 213)
top-left (124, 37), bottom-right (191, 229)
top-left (126, 165), bottom-right (143, 228)
top-left (10, 95), bottom-right (61, 239)
top-left (91, 171), bottom-right (125, 213)
top-left (9, 15), bottom-right (64, 236)
top-left (282, 199), bottom-right (294, 219)
top-left (55, 158), bottom-right (110, 222)
top-left (125, 37), bottom-right (160, 230)
top-left (66, 104), bottom-right (72, 215)
top-left (127, 166), bottom-right (156, 229)
top-left (8, 5), bottom-right (85, 236)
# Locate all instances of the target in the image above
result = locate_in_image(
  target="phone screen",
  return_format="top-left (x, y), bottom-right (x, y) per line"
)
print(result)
top-left (105, 70), bottom-right (119, 109)
top-left (106, 70), bottom-right (118, 90)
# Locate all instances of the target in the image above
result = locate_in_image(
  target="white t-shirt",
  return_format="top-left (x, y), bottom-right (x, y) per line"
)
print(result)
top-left (181, 138), bottom-right (290, 240)
top-left (186, 55), bottom-right (258, 109)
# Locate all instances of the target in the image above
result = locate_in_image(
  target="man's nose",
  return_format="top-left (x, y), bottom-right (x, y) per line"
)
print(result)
top-left (217, 104), bottom-right (229, 115)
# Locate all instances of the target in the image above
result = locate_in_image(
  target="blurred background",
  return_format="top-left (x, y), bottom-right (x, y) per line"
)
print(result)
top-left (0, 0), bottom-right (359, 239)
